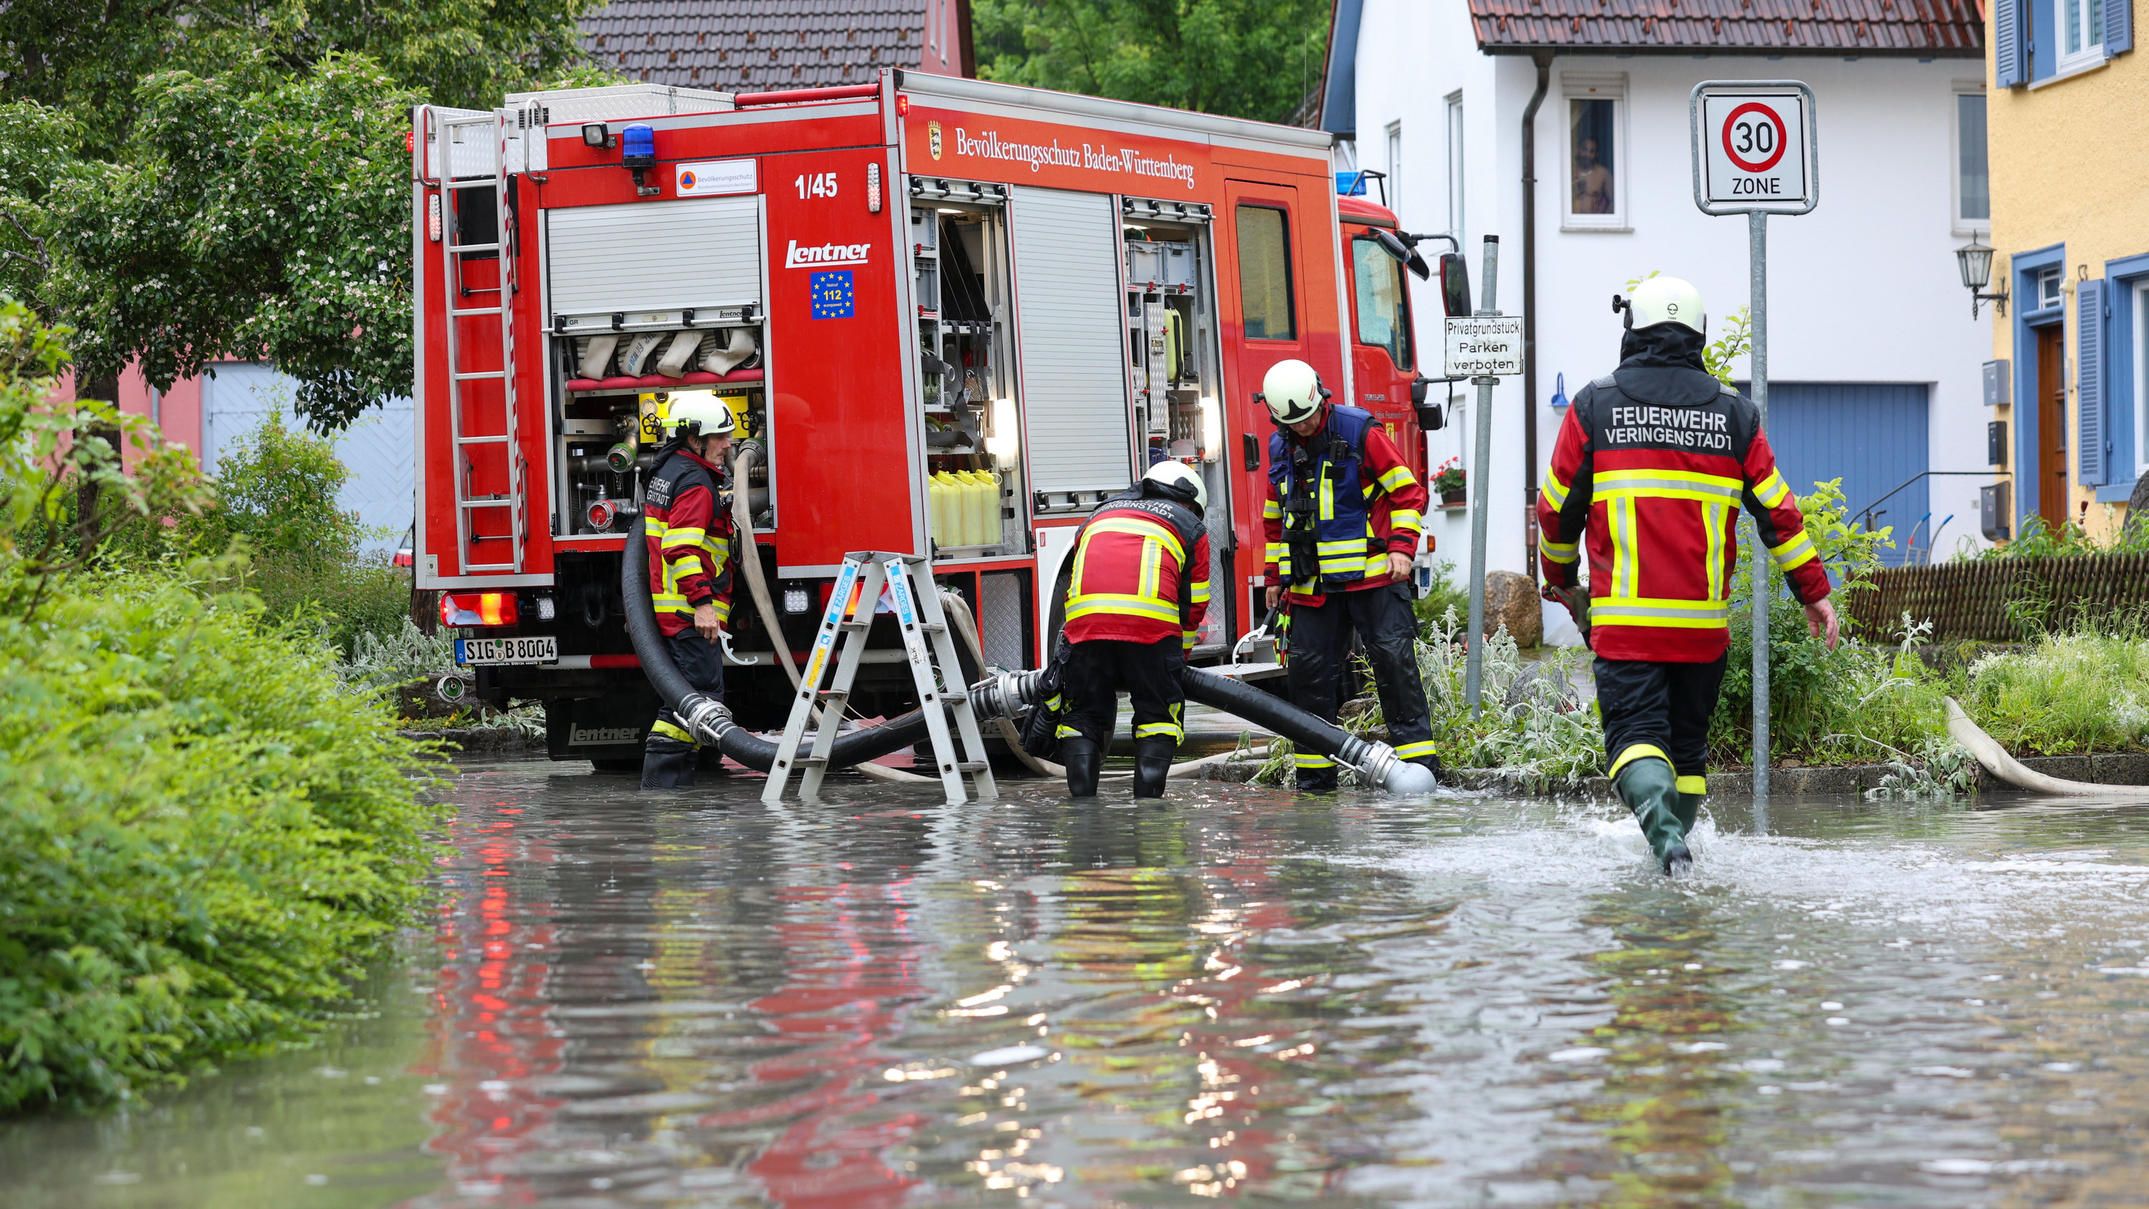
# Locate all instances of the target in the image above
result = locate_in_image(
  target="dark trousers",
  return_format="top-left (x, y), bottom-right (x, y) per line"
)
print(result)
top-left (1593, 655), bottom-right (1726, 784)
top-left (1285, 582), bottom-right (1436, 791)
top-left (1056, 637), bottom-right (1186, 746)
top-left (641, 629), bottom-right (725, 789)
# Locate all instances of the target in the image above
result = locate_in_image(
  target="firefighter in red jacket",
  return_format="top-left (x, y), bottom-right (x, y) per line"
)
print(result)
top-left (1260, 358), bottom-right (1440, 792)
top-left (1538, 276), bottom-right (1839, 872)
top-left (1052, 460), bottom-right (1212, 800)
top-left (641, 394), bottom-right (740, 790)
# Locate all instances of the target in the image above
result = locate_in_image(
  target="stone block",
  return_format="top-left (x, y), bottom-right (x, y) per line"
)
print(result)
top-left (2021, 755), bottom-right (2093, 783)
top-left (1482, 570), bottom-right (1543, 648)
top-left (2092, 753), bottom-right (2149, 785)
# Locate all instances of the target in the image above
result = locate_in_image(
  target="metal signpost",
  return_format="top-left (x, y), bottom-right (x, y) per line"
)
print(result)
top-left (1690, 80), bottom-right (1818, 802)
top-left (1445, 236), bottom-right (1524, 714)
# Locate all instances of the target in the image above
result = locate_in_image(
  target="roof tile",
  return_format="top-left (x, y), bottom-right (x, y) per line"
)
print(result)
top-left (1467, 0), bottom-right (1983, 56)
top-left (579, 0), bottom-right (961, 91)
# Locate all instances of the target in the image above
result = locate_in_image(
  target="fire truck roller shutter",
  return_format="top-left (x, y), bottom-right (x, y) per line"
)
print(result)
top-left (1009, 187), bottom-right (1135, 497)
top-left (547, 196), bottom-right (762, 319)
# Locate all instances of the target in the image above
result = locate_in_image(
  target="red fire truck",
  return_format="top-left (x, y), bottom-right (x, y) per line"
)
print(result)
top-left (412, 71), bottom-right (1444, 768)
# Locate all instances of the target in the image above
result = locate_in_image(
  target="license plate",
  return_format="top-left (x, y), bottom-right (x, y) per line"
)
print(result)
top-left (455, 636), bottom-right (558, 666)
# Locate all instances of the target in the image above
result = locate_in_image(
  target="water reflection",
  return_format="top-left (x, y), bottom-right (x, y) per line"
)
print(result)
top-left (11, 772), bottom-right (2149, 1207)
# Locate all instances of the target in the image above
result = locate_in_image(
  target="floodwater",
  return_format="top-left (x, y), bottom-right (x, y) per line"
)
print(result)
top-left (10, 763), bottom-right (2149, 1207)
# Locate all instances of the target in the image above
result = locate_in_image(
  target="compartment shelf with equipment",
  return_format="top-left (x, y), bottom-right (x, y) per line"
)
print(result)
top-left (912, 179), bottom-right (1025, 559)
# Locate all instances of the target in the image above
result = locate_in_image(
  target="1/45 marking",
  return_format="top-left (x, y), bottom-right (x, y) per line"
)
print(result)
top-left (795, 172), bottom-right (838, 200)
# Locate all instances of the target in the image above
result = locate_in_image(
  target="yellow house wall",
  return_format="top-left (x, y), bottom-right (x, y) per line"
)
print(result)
top-left (1987, 37), bottom-right (2149, 541)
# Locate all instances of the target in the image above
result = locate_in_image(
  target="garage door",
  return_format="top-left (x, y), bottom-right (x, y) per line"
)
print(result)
top-left (1748, 382), bottom-right (1930, 566)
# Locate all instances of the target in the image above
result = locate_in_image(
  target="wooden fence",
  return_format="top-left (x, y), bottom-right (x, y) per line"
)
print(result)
top-left (1846, 553), bottom-right (2149, 642)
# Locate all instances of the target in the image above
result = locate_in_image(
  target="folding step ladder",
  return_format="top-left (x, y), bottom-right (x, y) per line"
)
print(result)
top-left (763, 552), bottom-right (998, 805)
top-left (430, 108), bottom-right (526, 574)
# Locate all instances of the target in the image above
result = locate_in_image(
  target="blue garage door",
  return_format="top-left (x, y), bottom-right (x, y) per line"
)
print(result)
top-left (1743, 382), bottom-right (1931, 567)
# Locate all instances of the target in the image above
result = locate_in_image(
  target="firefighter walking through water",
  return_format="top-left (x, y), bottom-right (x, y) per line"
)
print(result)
top-left (640, 394), bottom-right (740, 790)
top-left (1051, 460), bottom-right (1212, 800)
top-left (1261, 358), bottom-right (1441, 792)
top-left (1538, 276), bottom-right (1838, 872)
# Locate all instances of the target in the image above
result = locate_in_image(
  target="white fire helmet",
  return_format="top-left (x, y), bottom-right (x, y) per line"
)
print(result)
top-left (1260, 358), bottom-right (1330, 426)
top-left (664, 391), bottom-right (737, 440)
top-left (1622, 275), bottom-right (1706, 336)
top-left (1143, 458), bottom-right (1207, 514)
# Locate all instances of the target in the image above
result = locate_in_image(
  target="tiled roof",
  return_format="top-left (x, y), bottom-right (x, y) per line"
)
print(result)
top-left (578, 0), bottom-right (969, 93)
top-left (1468, 0), bottom-right (1984, 56)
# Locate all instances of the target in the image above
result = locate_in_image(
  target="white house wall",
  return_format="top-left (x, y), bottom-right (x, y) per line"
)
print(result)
top-left (1353, 4), bottom-right (1992, 583)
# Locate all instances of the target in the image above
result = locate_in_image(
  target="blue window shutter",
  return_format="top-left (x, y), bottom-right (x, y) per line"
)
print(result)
top-left (2111, 0), bottom-right (2135, 54)
top-left (2079, 280), bottom-right (2106, 486)
top-left (1997, 0), bottom-right (2028, 86)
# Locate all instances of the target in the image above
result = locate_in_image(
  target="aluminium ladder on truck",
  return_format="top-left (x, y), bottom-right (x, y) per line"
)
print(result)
top-left (429, 108), bottom-right (527, 574)
top-left (764, 553), bottom-right (997, 806)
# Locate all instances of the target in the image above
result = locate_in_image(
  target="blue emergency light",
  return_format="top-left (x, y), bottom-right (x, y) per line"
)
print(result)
top-left (621, 124), bottom-right (656, 168)
top-left (1335, 171), bottom-right (1369, 197)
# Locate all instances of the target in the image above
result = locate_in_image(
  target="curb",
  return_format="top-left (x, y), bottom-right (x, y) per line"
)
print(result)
top-left (399, 728), bottom-right (547, 756)
top-left (1196, 752), bottom-right (2149, 795)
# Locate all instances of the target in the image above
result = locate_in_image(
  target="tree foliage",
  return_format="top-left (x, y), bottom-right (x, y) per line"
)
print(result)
top-left (971, 0), bottom-right (1331, 124)
top-left (0, 0), bottom-right (605, 427)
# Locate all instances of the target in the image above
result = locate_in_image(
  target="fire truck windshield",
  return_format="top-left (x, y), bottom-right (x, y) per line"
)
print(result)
top-left (1351, 236), bottom-right (1414, 372)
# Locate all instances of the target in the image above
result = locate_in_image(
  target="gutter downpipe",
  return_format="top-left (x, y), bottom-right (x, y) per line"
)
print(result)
top-left (1520, 51), bottom-right (1552, 585)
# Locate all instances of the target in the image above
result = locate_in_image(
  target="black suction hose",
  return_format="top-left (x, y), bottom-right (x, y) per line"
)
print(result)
top-left (621, 514), bottom-right (935, 770)
top-left (1180, 667), bottom-right (1436, 794)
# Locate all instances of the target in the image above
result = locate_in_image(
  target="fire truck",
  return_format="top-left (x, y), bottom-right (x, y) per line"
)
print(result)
top-left (412, 71), bottom-right (1448, 768)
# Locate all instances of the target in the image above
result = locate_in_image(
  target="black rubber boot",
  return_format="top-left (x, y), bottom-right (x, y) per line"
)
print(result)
top-left (1061, 737), bottom-right (1102, 798)
top-left (1131, 737), bottom-right (1175, 800)
top-left (1615, 757), bottom-right (1690, 874)
top-left (640, 736), bottom-right (698, 790)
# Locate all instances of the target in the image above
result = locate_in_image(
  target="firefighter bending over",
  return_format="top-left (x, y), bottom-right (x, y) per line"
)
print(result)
top-left (640, 395), bottom-right (740, 790)
top-left (1261, 358), bottom-right (1441, 791)
top-left (1538, 276), bottom-right (1838, 873)
top-left (1052, 460), bottom-right (1212, 800)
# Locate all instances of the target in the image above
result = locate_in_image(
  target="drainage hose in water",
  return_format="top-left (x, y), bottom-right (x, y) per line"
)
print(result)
top-left (622, 506), bottom-right (935, 771)
top-left (1946, 697), bottom-right (2149, 800)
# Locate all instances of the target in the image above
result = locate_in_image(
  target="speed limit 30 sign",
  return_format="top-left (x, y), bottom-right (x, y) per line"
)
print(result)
top-left (1690, 81), bottom-right (1817, 215)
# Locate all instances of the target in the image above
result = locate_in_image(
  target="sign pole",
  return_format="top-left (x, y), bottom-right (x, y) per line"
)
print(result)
top-left (1463, 235), bottom-right (1500, 714)
top-left (1748, 209), bottom-right (1771, 806)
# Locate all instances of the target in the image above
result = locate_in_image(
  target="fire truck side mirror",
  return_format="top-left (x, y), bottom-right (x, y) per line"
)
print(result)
top-left (1372, 229), bottom-right (1430, 280)
top-left (1437, 252), bottom-right (1473, 318)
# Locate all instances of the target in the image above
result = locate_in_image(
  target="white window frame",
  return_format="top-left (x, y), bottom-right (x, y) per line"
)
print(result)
top-left (1384, 121), bottom-right (1403, 216)
top-left (1950, 83), bottom-right (1990, 235)
top-left (2137, 279), bottom-right (2149, 477)
top-left (1444, 91), bottom-right (1464, 241)
top-left (2058, 0), bottom-right (2107, 73)
top-left (2039, 266), bottom-right (2064, 311)
top-left (1561, 73), bottom-right (1628, 232)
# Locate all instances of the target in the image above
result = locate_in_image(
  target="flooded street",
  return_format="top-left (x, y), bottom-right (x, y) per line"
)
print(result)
top-left (10, 760), bottom-right (2149, 1207)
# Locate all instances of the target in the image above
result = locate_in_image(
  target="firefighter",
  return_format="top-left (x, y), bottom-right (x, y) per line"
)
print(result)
top-left (1538, 276), bottom-right (1838, 873)
top-left (1260, 358), bottom-right (1440, 792)
top-left (640, 394), bottom-right (740, 790)
top-left (1053, 460), bottom-right (1212, 800)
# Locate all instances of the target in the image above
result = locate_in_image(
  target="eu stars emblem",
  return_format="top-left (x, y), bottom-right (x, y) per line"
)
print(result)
top-left (810, 271), bottom-right (855, 319)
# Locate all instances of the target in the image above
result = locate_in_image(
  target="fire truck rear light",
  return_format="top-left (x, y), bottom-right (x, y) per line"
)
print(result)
top-left (535, 596), bottom-right (558, 621)
top-left (582, 122), bottom-right (609, 148)
top-left (867, 162), bottom-right (882, 213)
top-left (897, 95), bottom-right (910, 116)
top-left (783, 587), bottom-right (811, 614)
top-left (427, 194), bottom-right (442, 242)
top-left (441, 592), bottom-right (519, 628)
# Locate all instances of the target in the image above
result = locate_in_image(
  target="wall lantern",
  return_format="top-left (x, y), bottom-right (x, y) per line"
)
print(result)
top-left (1956, 233), bottom-right (2009, 318)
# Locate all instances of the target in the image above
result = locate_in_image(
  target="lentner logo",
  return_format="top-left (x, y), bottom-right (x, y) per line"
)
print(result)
top-left (784, 240), bottom-right (871, 268)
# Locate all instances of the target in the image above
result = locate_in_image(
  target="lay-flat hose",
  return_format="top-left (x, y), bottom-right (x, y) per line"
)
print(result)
top-left (621, 497), bottom-right (936, 771)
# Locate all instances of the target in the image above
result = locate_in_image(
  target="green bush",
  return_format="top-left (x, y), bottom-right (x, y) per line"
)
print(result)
top-left (0, 567), bottom-right (442, 1113)
top-left (1961, 633), bottom-right (2149, 755)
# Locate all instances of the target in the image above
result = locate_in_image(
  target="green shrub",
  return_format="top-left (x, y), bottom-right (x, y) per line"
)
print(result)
top-left (1960, 633), bottom-right (2149, 755)
top-left (0, 566), bottom-right (442, 1113)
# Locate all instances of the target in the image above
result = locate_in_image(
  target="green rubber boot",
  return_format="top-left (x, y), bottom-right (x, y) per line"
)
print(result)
top-left (1673, 773), bottom-right (1708, 836)
top-left (1615, 757), bottom-right (1691, 875)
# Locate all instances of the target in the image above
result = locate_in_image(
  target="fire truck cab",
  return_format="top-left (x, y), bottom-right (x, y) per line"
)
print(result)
top-left (412, 71), bottom-right (1436, 767)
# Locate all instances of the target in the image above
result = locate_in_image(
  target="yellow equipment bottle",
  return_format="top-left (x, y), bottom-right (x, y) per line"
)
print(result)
top-left (930, 471), bottom-right (955, 546)
top-left (970, 469), bottom-right (1000, 548)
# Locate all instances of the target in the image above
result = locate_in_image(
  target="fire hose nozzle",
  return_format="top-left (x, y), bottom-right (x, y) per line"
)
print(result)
top-left (970, 669), bottom-right (1042, 722)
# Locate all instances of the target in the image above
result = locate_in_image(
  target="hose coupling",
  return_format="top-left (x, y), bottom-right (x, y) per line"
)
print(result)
top-left (1335, 737), bottom-right (1438, 795)
top-left (970, 669), bottom-right (1043, 721)
top-left (680, 694), bottom-right (737, 747)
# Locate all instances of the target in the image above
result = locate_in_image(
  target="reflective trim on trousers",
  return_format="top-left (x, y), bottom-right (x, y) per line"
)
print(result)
top-left (1675, 775), bottom-right (1708, 795)
top-left (1609, 742), bottom-right (1671, 780)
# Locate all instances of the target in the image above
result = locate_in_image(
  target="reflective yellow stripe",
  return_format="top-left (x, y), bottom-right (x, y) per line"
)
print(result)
top-left (1596, 467), bottom-right (1745, 506)
top-left (1066, 593), bottom-right (1180, 622)
top-left (1362, 554), bottom-right (1389, 577)
top-left (653, 592), bottom-right (692, 615)
top-left (1770, 529), bottom-right (1818, 571)
top-left (1541, 535), bottom-right (1580, 564)
top-left (1181, 629), bottom-right (1198, 650)
top-left (1137, 537), bottom-right (1163, 603)
top-left (1610, 744), bottom-right (1671, 780)
top-left (1055, 723), bottom-right (1085, 738)
top-left (1318, 472), bottom-right (1334, 521)
top-left (709, 599), bottom-right (731, 625)
top-left (650, 719), bottom-right (696, 745)
top-left (1190, 579), bottom-right (1211, 604)
top-left (1754, 469), bottom-right (1791, 509)
top-left (672, 553), bottom-right (708, 581)
top-left (1394, 739), bottom-right (1439, 760)
top-left (1675, 775), bottom-right (1708, 795)
top-left (1265, 542), bottom-right (1288, 562)
top-left (644, 516), bottom-right (665, 536)
top-left (1389, 509), bottom-right (1423, 530)
top-left (1293, 753), bottom-right (1335, 768)
top-left (1317, 538), bottom-right (1369, 554)
top-left (1376, 465), bottom-right (1416, 494)
top-left (1542, 472), bottom-right (1570, 510)
top-left (1263, 498), bottom-right (1283, 520)
top-left (1704, 502), bottom-right (1728, 601)
top-left (1611, 497), bottom-right (1639, 599)
top-left (661, 526), bottom-right (707, 548)
top-left (1589, 596), bottom-right (1730, 629)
